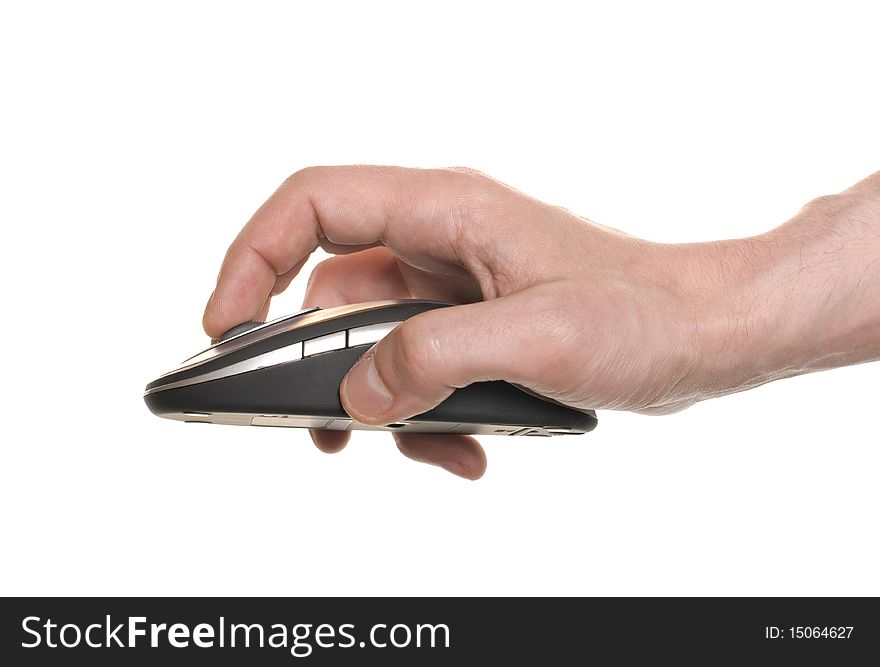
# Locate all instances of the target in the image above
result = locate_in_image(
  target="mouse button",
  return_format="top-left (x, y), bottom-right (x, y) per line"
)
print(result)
top-left (347, 321), bottom-right (403, 346)
top-left (302, 330), bottom-right (347, 357)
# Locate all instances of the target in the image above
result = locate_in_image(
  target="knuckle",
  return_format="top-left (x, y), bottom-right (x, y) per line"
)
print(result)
top-left (445, 166), bottom-right (488, 180)
top-left (314, 255), bottom-right (342, 274)
top-left (390, 318), bottom-right (440, 391)
top-left (286, 165), bottom-right (320, 183)
top-left (543, 293), bottom-right (585, 344)
top-left (442, 168), bottom-right (501, 230)
top-left (282, 167), bottom-right (308, 189)
top-left (282, 165), bottom-right (331, 193)
top-left (442, 167), bottom-right (496, 209)
top-left (526, 292), bottom-right (588, 370)
top-left (305, 256), bottom-right (341, 288)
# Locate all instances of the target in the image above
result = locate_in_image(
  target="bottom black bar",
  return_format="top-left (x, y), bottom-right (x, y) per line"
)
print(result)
top-left (1, 597), bottom-right (877, 665)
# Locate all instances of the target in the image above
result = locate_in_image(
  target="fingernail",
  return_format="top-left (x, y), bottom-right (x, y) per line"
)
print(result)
top-left (439, 460), bottom-right (469, 478)
top-left (342, 355), bottom-right (393, 419)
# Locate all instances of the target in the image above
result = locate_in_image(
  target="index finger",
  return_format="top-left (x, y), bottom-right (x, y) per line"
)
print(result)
top-left (202, 165), bottom-right (496, 338)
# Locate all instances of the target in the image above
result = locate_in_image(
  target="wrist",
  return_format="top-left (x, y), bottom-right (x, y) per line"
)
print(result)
top-left (671, 237), bottom-right (790, 400)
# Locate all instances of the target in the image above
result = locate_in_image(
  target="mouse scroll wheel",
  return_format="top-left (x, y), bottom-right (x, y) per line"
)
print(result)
top-left (214, 320), bottom-right (265, 344)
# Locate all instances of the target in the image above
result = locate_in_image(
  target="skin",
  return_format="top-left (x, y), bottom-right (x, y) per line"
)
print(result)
top-left (203, 166), bottom-right (880, 480)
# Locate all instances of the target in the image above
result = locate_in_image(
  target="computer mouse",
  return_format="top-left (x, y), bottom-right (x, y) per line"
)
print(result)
top-left (144, 300), bottom-right (597, 436)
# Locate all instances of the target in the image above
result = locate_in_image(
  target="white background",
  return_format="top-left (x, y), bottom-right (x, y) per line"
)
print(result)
top-left (1, 1), bottom-right (878, 596)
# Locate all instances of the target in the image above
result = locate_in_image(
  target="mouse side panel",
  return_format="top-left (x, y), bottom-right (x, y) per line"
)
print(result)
top-left (418, 383), bottom-right (596, 433)
top-left (145, 345), bottom-right (597, 435)
top-left (145, 348), bottom-right (360, 419)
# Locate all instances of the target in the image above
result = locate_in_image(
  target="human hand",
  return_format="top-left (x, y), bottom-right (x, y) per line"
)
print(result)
top-left (203, 167), bottom-right (880, 479)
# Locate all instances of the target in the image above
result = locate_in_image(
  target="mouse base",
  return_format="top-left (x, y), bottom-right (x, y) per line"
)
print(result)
top-left (156, 410), bottom-right (587, 437)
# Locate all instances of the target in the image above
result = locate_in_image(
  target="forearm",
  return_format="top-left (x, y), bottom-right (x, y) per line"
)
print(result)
top-left (696, 173), bottom-right (880, 397)
top-left (762, 184), bottom-right (880, 370)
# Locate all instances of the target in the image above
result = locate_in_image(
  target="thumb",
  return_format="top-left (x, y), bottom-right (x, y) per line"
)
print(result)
top-left (339, 295), bottom-right (545, 425)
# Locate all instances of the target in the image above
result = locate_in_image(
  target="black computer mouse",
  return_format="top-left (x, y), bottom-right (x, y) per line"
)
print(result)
top-left (144, 300), bottom-right (597, 436)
